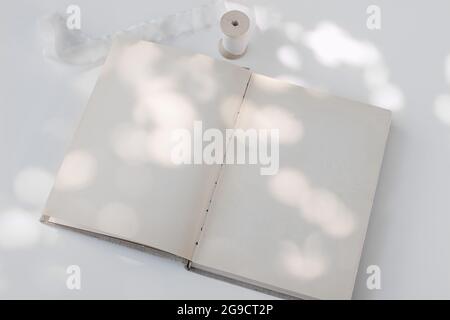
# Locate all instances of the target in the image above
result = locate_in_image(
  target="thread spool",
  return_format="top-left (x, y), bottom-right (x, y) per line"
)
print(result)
top-left (219, 10), bottom-right (250, 59)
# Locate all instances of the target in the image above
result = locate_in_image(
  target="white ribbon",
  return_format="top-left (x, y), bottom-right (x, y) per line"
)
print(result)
top-left (39, 0), bottom-right (226, 67)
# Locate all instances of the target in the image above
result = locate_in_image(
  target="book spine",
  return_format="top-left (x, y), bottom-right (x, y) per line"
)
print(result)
top-left (189, 71), bottom-right (253, 261)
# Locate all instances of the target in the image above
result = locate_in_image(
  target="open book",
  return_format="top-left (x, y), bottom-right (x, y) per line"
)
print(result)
top-left (42, 39), bottom-right (391, 300)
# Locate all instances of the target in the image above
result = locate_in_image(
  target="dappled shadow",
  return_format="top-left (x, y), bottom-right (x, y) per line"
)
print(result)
top-left (43, 39), bottom-right (252, 260)
top-left (5, 0), bottom-right (450, 299)
top-left (19, 6), bottom-right (394, 299)
top-left (193, 68), bottom-right (390, 299)
top-left (268, 168), bottom-right (355, 239)
top-left (434, 54), bottom-right (450, 125)
top-left (244, 16), bottom-right (404, 112)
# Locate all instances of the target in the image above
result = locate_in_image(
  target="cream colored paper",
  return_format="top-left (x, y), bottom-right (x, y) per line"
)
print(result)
top-left (192, 73), bottom-right (391, 299)
top-left (44, 40), bottom-right (390, 298)
top-left (44, 40), bottom-right (251, 259)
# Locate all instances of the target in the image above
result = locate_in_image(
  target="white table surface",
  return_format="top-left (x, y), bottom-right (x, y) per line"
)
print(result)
top-left (1, 0), bottom-right (450, 299)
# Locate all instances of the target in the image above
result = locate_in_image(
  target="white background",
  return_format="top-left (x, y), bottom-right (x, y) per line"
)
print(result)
top-left (1, 0), bottom-right (450, 299)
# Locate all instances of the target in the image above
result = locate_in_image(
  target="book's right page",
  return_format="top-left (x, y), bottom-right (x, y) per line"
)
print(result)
top-left (192, 73), bottom-right (391, 299)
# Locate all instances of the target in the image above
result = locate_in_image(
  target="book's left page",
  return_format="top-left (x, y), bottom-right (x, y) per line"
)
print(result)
top-left (43, 39), bottom-right (251, 260)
